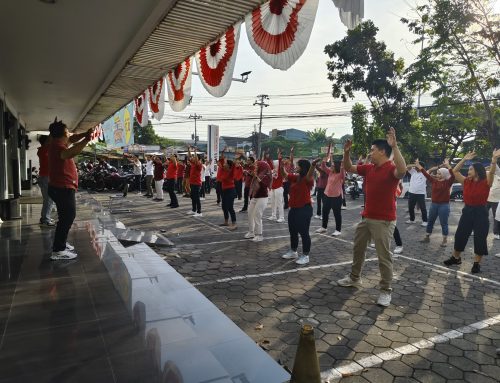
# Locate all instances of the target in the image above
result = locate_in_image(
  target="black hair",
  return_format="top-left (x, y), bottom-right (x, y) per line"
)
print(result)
top-left (38, 135), bottom-right (49, 145)
top-left (298, 159), bottom-right (310, 177)
top-left (248, 156), bottom-right (255, 163)
top-left (333, 161), bottom-right (341, 173)
top-left (48, 117), bottom-right (67, 138)
top-left (372, 139), bottom-right (392, 158)
top-left (472, 162), bottom-right (486, 180)
top-left (226, 159), bottom-right (234, 167)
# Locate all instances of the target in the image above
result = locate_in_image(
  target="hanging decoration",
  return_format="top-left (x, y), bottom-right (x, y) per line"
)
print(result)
top-left (245, 0), bottom-right (319, 70)
top-left (148, 77), bottom-right (165, 120)
top-left (167, 57), bottom-right (192, 112)
top-left (90, 124), bottom-right (103, 143)
top-left (134, 92), bottom-right (149, 127)
top-left (195, 22), bottom-right (241, 97)
top-left (332, 0), bottom-right (364, 30)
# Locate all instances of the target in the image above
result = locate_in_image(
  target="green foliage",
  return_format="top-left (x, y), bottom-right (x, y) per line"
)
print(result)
top-left (134, 120), bottom-right (178, 148)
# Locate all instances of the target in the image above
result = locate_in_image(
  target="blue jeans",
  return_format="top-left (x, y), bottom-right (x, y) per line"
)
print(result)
top-left (38, 176), bottom-right (54, 223)
top-left (426, 202), bottom-right (450, 236)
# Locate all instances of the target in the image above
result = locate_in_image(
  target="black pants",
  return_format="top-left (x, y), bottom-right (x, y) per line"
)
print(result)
top-left (235, 179), bottom-right (243, 200)
top-left (283, 181), bottom-right (290, 209)
top-left (486, 201), bottom-right (499, 235)
top-left (221, 188), bottom-right (236, 223)
top-left (342, 184), bottom-right (346, 207)
top-left (408, 192), bottom-right (428, 222)
top-left (393, 226), bottom-right (402, 247)
top-left (205, 176), bottom-right (211, 193)
top-left (216, 181), bottom-right (222, 204)
top-left (190, 184), bottom-right (201, 213)
top-left (200, 182), bottom-right (206, 198)
top-left (134, 175), bottom-right (141, 192)
top-left (316, 188), bottom-right (325, 216)
top-left (455, 205), bottom-right (489, 255)
top-left (242, 187), bottom-right (250, 211)
top-left (176, 177), bottom-right (183, 193)
top-left (48, 186), bottom-right (76, 252)
top-left (322, 195), bottom-right (343, 232)
top-left (166, 179), bottom-right (178, 207)
top-left (288, 204), bottom-right (313, 254)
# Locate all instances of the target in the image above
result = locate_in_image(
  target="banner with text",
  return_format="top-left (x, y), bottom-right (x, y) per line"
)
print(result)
top-left (102, 102), bottom-right (134, 148)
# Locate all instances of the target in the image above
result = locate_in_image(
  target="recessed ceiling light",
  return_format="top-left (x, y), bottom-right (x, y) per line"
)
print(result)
top-left (43, 80), bottom-right (53, 85)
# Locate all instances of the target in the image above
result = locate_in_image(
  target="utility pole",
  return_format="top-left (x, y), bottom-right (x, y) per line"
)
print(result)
top-left (189, 113), bottom-right (202, 148)
top-left (253, 95), bottom-right (269, 158)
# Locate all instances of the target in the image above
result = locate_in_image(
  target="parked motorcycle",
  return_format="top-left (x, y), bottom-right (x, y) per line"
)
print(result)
top-left (345, 175), bottom-right (363, 200)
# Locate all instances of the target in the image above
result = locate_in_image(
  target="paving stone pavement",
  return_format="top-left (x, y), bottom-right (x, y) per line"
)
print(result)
top-left (91, 191), bottom-right (500, 382)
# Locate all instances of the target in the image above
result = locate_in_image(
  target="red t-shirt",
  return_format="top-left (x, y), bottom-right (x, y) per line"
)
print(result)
top-left (166, 162), bottom-right (178, 180)
top-left (48, 139), bottom-right (78, 189)
top-left (38, 145), bottom-right (49, 177)
top-left (220, 166), bottom-right (235, 190)
top-left (272, 159), bottom-right (283, 189)
top-left (287, 174), bottom-right (313, 208)
top-left (216, 158), bottom-right (224, 181)
top-left (153, 161), bottom-right (164, 181)
top-left (357, 161), bottom-right (400, 221)
top-left (463, 178), bottom-right (490, 206)
top-left (176, 162), bottom-right (185, 178)
top-left (234, 165), bottom-right (243, 181)
top-left (243, 164), bottom-right (253, 187)
top-left (189, 161), bottom-right (202, 186)
top-left (421, 169), bottom-right (455, 203)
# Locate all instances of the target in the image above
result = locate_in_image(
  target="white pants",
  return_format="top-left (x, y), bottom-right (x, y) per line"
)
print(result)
top-left (269, 187), bottom-right (284, 219)
top-left (248, 197), bottom-right (268, 236)
top-left (155, 180), bottom-right (164, 200)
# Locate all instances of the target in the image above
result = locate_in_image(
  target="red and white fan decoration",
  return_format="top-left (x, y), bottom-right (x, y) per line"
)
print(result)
top-left (134, 92), bottom-right (149, 127)
top-left (332, 0), bottom-right (364, 30)
top-left (245, 0), bottom-right (319, 70)
top-left (148, 77), bottom-right (165, 120)
top-left (195, 22), bottom-right (241, 97)
top-left (89, 124), bottom-right (103, 143)
top-left (167, 57), bottom-right (192, 112)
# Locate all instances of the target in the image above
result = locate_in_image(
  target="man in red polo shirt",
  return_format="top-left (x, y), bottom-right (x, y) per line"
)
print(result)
top-left (337, 128), bottom-right (407, 307)
top-left (48, 118), bottom-right (94, 260)
top-left (165, 154), bottom-right (179, 208)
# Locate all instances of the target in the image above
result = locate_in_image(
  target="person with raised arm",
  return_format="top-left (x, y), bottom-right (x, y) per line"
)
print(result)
top-left (215, 148), bottom-right (226, 205)
top-left (406, 159), bottom-right (428, 226)
top-left (416, 159), bottom-right (455, 246)
top-left (165, 153), bottom-right (179, 208)
top-left (443, 149), bottom-right (500, 273)
top-left (187, 147), bottom-right (203, 217)
top-left (267, 148), bottom-right (285, 223)
top-left (152, 155), bottom-right (165, 202)
top-left (245, 160), bottom-right (272, 242)
top-left (234, 156), bottom-right (244, 201)
top-left (313, 145), bottom-right (329, 220)
top-left (282, 146), bottom-right (294, 210)
top-left (219, 156), bottom-right (238, 230)
top-left (240, 156), bottom-right (255, 212)
top-left (336, 128), bottom-right (407, 307)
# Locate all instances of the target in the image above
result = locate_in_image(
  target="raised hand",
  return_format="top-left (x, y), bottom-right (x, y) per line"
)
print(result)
top-left (386, 128), bottom-right (397, 148)
top-left (463, 151), bottom-right (476, 161)
top-left (415, 159), bottom-right (423, 170)
top-left (443, 158), bottom-right (450, 168)
top-left (492, 148), bottom-right (500, 160)
top-left (344, 140), bottom-right (352, 153)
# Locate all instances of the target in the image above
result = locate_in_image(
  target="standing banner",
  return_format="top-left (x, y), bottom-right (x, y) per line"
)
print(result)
top-left (102, 102), bottom-right (135, 148)
top-left (207, 124), bottom-right (219, 168)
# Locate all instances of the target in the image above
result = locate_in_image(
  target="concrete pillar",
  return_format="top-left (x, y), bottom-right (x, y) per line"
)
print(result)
top-left (0, 100), bottom-right (9, 200)
top-left (10, 119), bottom-right (21, 198)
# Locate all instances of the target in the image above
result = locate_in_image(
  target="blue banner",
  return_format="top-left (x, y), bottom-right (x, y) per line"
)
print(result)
top-left (102, 102), bottom-right (134, 148)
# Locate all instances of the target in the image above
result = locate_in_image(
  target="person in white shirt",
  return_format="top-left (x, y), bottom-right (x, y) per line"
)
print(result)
top-left (204, 160), bottom-right (212, 194)
top-left (126, 154), bottom-right (143, 194)
top-left (144, 155), bottom-right (154, 198)
top-left (200, 159), bottom-right (207, 200)
top-left (487, 163), bottom-right (500, 239)
top-left (406, 160), bottom-right (428, 226)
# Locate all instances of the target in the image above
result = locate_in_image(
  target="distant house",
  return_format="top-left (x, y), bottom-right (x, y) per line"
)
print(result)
top-left (220, 136), bottom-right (253, 152)
top-left (270, 128), bottom-right (308, 142)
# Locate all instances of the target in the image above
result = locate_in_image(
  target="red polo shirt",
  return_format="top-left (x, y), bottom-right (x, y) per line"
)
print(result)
top-left (38, 145), bottom-right (49, 177)
top-left (357, 161), bottom-right (400, 221)
top-left (189, 161), bottom-right (202, 186)
top-left (153, 161), bottom-right (164, 181)
top-left (220, 166), bottom-right (235, 190)
top-left (234, 165), bottom-right (243, 181)
top-left (176, 162), bottom-right (185, 178)
top-left (166, 162), bottom-right (178, 180)
top-left (243, 164), bottom-right (253, 187)
top-left (421, 169), bottom-right (455, 203)
top-left (463, 178), bottom-right (490, 206)
top-left (287, 174), bottom-right (313, 208)
top-left (48, 139), bottom-right (78, 189)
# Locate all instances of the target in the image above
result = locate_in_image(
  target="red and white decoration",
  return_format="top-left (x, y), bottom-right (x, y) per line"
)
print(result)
top-left (167, 58), bottom-right (192, 112)
top-left (134, 92), bottom-right (149, 127)
top-left (148, 77), bottom-right (165, 120)
top-left (332, 0), bottom-right (364, 30)
top-left (246, 0), bottom-right (319, 70)
top-left (90, 124), bottom-right (103, 143)
top-left (195, 23), bottom-right (241, 97)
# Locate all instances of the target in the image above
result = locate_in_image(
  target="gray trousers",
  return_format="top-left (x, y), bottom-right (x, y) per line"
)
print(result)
top-left (38, 176), bottom-right (54, 223)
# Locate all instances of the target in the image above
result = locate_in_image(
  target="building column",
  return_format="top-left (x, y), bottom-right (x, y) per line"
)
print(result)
top-left (0, 100), bottom-right (9, 201)
top-left (10, 119), bottom-right (21, 198)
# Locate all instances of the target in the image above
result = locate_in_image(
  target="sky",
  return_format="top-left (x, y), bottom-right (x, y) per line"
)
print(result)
top-left (151, 0), bottom-right (432, 142)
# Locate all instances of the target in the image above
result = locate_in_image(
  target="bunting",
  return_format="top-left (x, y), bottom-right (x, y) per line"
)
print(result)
top-left (332, 0), bottom-right (364, 30)
top-left (195, 23), bottom-right (241, 97)
top-left (148, 78), bottom-right (165, 120)
top-left (245, 0), bottom-right (319, 70)
top-left (134, 92), bottom-right (149, 127)
top-left (167, 57), bottom-right (192, 112)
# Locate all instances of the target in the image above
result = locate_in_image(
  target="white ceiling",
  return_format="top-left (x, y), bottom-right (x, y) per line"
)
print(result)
top-left (0, 0), bottom-right (265, 132)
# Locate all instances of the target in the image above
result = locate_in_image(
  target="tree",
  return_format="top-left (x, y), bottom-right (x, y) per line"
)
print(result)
top-left (350, 103), bottom-right (370, 156)
top-left (306, 127), bottom-right (333, 146)
top-left (402, 0), bottom-right (500, 147)
top-left (134, 120), bottom-right (178, 148)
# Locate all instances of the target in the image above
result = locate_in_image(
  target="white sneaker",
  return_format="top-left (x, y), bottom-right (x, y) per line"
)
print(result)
top-left (421, 221), bottom-right (428, 227)
top-left (50, 250), bottom-right (77, 260)
top-left (200, 197), bottom-right (205, 201)
top-left (377, 292), bottom-right (392, 307)
top-left (315, 227), bottom-right (327, 233)
top-left (337, 275), bottom-right (362, 288)
top-left (495, 234), bottom-right (500, 240)
top-left (252, 235), bottom-right (263, 242)
top-left (187, 210), bottom-right (195, 215)
top-left (331, 230), bottom-right (341, 237)
top-left (192, 212), bottom-right (203, 217)
top-left (282, 250), bottom-right (298, 259)
top-left (314, 215), bottom-right (321, 220)
top-left (267, 216), bottom-right (277, 221)
top-left (341, 206), bottom-right (347, 210)
top-left (370, 243), bottom-right (375, 248)
top-left (405, 220), bottom-right (415, 224)
top-left (244, 232), bottom-right (255, 239)
top-left (66, 242), bottom-right (75, 251)
top-left (295, 255), bottom-right (309, 265)
top-left (276, 218), bottom-right (285, 223)
top-left (393, 246), bottom-right (403, 254)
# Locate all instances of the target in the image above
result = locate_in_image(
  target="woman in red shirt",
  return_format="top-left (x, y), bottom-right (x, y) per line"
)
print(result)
top-left (187, 148), bottom-right (203, 217)
top-left (37, 135), bottom-right (55, 226)
top-left (245, 160), bottom-right (272, 241)
top-left (416, 159), bottom-right (455, 246)
top-left (240, 156), bottom-right (255, 212)
top-left (281, 158), bottom-right (319, 265)
top-left (444, 150), bottom-right (500, 273)
top-left (219, 158), bottom-right (237, 230)
top-left (153, 156), bottom-right (165, 201)
top-left (165, 154), bottom-right (179, 208)
top-left (234, 157), bottom-right (244, 201)
top-left (176, 159), bottom-right (185, 194)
